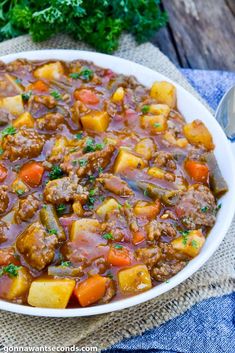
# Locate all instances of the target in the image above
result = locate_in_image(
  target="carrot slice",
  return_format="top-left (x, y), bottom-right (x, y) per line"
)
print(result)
top-left (74, 89), bottom-right (99, 105)
top-left (28, 80), bottom-right (48, 92)
top-left (19, 162), bottom-right (44, 187)
top-left (107, 246), bottom-right (131, 267)
top-left (74, 274), bottom-right (107, 307)
top-left (132, 231), bottom-right (145, 245)
top-left (0, 164), bottom-right (7, 182)
top-left (185, 159), bottom-right (209, 183)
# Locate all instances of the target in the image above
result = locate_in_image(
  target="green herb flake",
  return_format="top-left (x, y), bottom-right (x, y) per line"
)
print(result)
top-left (106, 271), bottom-right (114, 279)
top-left (61, 261), bottom-right (72, 267)
top-left (144, 189), bottom-right (149, 197)
top-left (180, 230), bottom-right (190, 246)
top-left (79, 159), bottom-right (87, 167)
top-left (15, 78), bottom-right (22, 84)
top-left (0, 148), bottom-right (3, 155)
top-left (1, 125), bottom-right (17, 137)
top-left (79, 68), bottom-right (94, 81)
top-left (216, 203), bottom-right (222, 211)
top-left (141, 105), bottom-right (150, 113)
top-left (191, 240), bottom-right (199, 249)
top-left (69, 72), bottom-right (80, 79)
top-left (102, 233), bottom-right (114, 240)
top-left (76, 132), bottom-right (83, 140)
top-left (89, 188), bottom-right (97, 196)
top-left (42, 204), bottom-right (47, 209)
top-left (16, 189), bottom-right (25, 196)
top-left (114, 244), bottom-right (123, 250)
top-left (201, 206), bottom-right (209, 213)
top-left (50, 90), bottom-right (61, 100)
top-left (56, 204), bottom-right (66, 215)
top-left (98, 167), bottom-right (103, 174)
top-left (0, 263), bottom-right (21, 278)
top-left (153, 123), bottom-right (161, 128)
top-left (49, 165), bottom-right (63, 180)
top-left (88, 175), bottom-right (96, 182)
top-left (47, 228), bottom-right (58, 235)
top-left (22, 91), bottom-right (32, 101)
top-left (125, 201), bottom-right (131, 208)
top-left (83, 138), bottom-right (105, 153)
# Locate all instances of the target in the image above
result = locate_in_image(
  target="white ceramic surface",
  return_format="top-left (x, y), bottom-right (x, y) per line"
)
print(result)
top-left (0, 50), bottom-right (235, 317)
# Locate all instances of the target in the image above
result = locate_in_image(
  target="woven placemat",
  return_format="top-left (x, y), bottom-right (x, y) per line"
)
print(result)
top-left (0, 34), bottom-right (234, 351)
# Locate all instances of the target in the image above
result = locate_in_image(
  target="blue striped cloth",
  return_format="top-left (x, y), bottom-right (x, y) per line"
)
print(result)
top-left (105, 69), bottom-right (235, 353)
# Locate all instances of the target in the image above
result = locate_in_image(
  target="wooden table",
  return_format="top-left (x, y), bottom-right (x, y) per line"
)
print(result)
top-left (152, 0), bottom-right (235, 71)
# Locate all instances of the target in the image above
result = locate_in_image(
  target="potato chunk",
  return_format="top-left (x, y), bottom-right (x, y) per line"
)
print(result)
top-left (6, 267), bottom-right (32, 301)
top-left (96, 198), bottom-right (119, 217)
top-left (134, 200), bottom-right (160, 219)
top-left (114, 149), bottom-right (146, 174)
top-left (11, 178), bottom-right (29, 194)
top-left (135, 138), bottom-right (155, 160)
top-left (81, 111), bottom-right (110, 132)
top-left (70, 218), bottom-right (101, 241)
top-left (13, 112), bottom-right (34, 128)
top-left (28, 278), bottom-right (75, 308)
top-left (34, 62), bottom-right (64, 80)
top-left (183, 119), bottom-right (214, 150)
top-left (118, 264), bottom-right (152, 294)
top-left (72, 200), bottom-right (84, 216)
top-left (171, 229), bottom-right (205, 257)
top-left (150, 81), bottom-right (176, 108)
top-left (0, 95), bottom-right (24, 116)
top-left (112, 87), bottom-right (125, 103)
top-left (140, 114), bottom-right (167, 133)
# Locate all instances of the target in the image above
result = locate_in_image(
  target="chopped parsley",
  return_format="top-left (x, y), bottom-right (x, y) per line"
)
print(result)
top-left (50, 90), bottom-right (61, 100)
top-left (125, 201), bottom-right (131, 208)
top-left (56, 204), bottom-right (66, 215)
top-left (141, 105), bottom-right (150, 113)
top-left (76, 132), bottom-right (84, 140)
top-left (201, 206), bottom-right (209, 213)
top-left (216, 203), bottom-right (222, 211)
top-left (1, 125), bottom-right (17, 137)
top-left (22, 91), bottom-right (32, 101)
top-left (69, 68), bottom-right (94, 81)
top-left (15, 78), bottom-right (22, 84)
top-left (83, 138), bottom-right (105, 153)
top-left (42, 204), bottom-right (47, 209)
top-left (47, 229), bottom-right (58, 235)
top-left (69, 72), bottom-right (80, 79)
top-left (16, 189), bottom-right (25, 196)
top-left (180, 230), bottom-right (190, 246)
top-left (88, 175), bottom-right (96, 182)
top-left (49, 165), bottom-right (63, 180)
top-left (61, 261), bottom-right (72, 267)
top-left (0, 148), bottom-right (3, 155)
top-left (144, 189), bottom-right (149, 197)
top-left (153, 123), bottom-right (161, 128)
top-left (0, 263), bottom-right (21, 278)
top-left (102, 233), bottom-right (114, 240)
top-left (89, 188), bottom-right (97, 196)
top-left (106, 272), bottom-right (114, 279)
top-left (114, 244), bottom-right (123, 250)
top-left (191, 240), bottom-right (199, 249)
top-left (79, 159), bottom-right (87, 167)
top-left (98, 167), bottom-right (103, 174)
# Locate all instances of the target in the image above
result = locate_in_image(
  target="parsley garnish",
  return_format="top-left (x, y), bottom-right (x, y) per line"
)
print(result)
top-left (102, 233), bottom-right (114, 240)
top-left (69, 73), bottom-right (80, 79)
top-left (88, 175), bottom-right (96, 182)
top-left (144, 189), bottom-right (149, 197)
top-left (106, 271), bottom-right (114, 279)
top-left (76, 132), bottom-right (83, 140)
top-left (201, 206), bottom-right (209, 213)
top-left (153, 123), bottom-right (161, 128)
top-left (83, 138), bottom-right (105, 153)
top-left (22, 91), bottom-right (32, 101)
top-left (49, 165), bottom-right (63, 180)
top-left (15, 78), bottom-right (22, 84)
top-left (42, 204), bottom-right (47, 209)
top-left (141, 105), bottom-right (150, 113)
top-left (1, 125), bottom-right (17, 137)
top-left (61, 261), bottom-right (72, 267)
top-left (47, 229), bottom-right (58, 235)
top-left (216, 203), bottom-right (222, 211)
top-left (79, 68), bottom-right (94, 81)
top-left (56, 204), bottom-right (66, 215)
top-left (50, 90), bottom-right (61, 100)
top-left (98, 167), bottom-right (103, 174)
top-left (16, 189), bottom-right (25, 196)
top-left (0, 263), bottom-right (21, 278)
top-left (191, 240), bottom-right (199, 249)
top-left (79, 159), bottom-right (87, 167)
top-left (114, 244), bottom-right (123, 250)
top-left (0, 148), bottom-right (3, 155)
top-left (180, 230), bottom-right (190, 246)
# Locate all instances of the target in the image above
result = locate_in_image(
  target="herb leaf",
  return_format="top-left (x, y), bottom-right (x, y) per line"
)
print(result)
top-left (49, 165), bottom-right (63, 180)
top-left (50, 90), bottom-right (61, 100)
top-left (0, 263), bottom-right (21, 278)
top-left (102, 233), bottom-right (113, 240)
top-left (1, 125), bottom-right (17, 137)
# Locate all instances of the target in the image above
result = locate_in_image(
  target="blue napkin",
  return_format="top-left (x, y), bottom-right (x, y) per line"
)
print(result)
top-left (104, 69), bottom-right (235, 353)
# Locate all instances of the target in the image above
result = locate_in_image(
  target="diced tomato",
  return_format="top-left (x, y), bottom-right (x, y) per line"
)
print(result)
top-left (132, 231), bottom-right (145, 245)
top-left (107, 246), bottom-right (131, 267)
top-left (74, 274), bottom-right (107, 307)
top-left (0, 164), bottom-right (7, 182)
top-left (74, 89), bottom-right (99, 105)
top-left (19, 162), bottom-right (44, 187)
top-left (185, 159), bottom-right (209, 183)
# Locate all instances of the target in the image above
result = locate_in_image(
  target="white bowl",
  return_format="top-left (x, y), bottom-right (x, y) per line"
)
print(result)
top-left (0, 50), bottom-right (234, 317)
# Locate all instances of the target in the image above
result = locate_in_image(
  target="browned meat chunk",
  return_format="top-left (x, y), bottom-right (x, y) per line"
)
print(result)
top-left (0, 185), bottom-right (9, 213)
top-left (135, 246), bottom-right (162, 269)
top-left (33, 95), bottom-right (57, 109)
top-left (16, 221), bottom-right (58, 270)
top-left (2, 129), bottom-right (44, 161)
top-left (88, 257), bottom-right (108, 276)
top-left (97, 173), bottom-right (133, 197)
top-left (43, 175), bottom-right (88, 204)
top-left (105, 210), bottom-right (128, 242)
top-left (123, 205), bottom-right (139, 232)
top-left (146, 220), bottom-right (176, 242)
top-left (99, 278), bottom-right (116, 304)
top-left (61, 143), bottom-right (115, 177)
top-left (0, 247), bottom-right (17, 266)
top-left (15, 195), bottom-right (40, 223)
top-left (0, 220), bottom-right (7, 243)
top-left (36, 112), bottom-right (64, 131)
top-left (151, 261), bottom-right (186, 282)
top-left (154, 151), bottom-right (176, 170)
top-left (175, 185), bottom-right (216, 229)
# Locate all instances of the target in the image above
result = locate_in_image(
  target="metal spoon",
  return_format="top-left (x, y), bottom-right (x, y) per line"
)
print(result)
top-left (215, 85), bottom-right (235, 141)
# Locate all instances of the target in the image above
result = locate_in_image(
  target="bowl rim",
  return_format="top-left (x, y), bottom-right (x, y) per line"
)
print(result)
top-left (0, 49), bottom-right (234, 317)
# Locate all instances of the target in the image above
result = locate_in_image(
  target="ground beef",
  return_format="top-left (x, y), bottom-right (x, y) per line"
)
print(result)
top-left (105, 210), bottom-right (128, 242)
top-left (123, 205), bottom-right (139, 232)
top-left (15, 195), bottom-right (40, 223)
top-left (0, 247), bottom-right (16, 266)
top-left (36, 112), bottom-right (64, 131)
top-left (154, 151), bottom-right (176, 170)
top-left (61, 144), bottom-right (115, 177)
top-left (146, 220), bottom-right (176, 242)
top-left (88, 257), bottom-right (108, 276)
top-left (0, 185), bottom-right (9, 213)
top-left (175, 185), bottom-right (216, 229)
top-left (99, 278), bottom-right (116, 304)
top-left (97, 173), bottom-right (133, 197)
top-left (33, 95), bottom-right (57, 109)
top-left (135, 246), bottom-right (162, 270)
top-left (43, 175), bottom-right (88, 204)
top-left (151, 260), bottom-right (186, 282)
top-left (16, 221), bottom-right (58, 270)
top-left (2, 129), bottom-right (44, 161)
top-left (0, 220), bottom-right (7, 243)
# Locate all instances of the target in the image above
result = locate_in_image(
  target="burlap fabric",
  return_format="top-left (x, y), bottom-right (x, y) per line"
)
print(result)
top-left (0, 34), bottom-right (234, 351)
